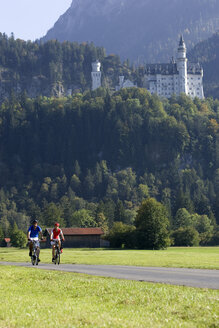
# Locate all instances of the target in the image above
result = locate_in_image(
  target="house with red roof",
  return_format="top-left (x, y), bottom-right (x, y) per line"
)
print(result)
top-left (44, 227), bottom-right (106, 248)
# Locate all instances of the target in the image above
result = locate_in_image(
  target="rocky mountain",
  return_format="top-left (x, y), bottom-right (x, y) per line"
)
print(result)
top-left (43, 0), bottom-right (219, 62)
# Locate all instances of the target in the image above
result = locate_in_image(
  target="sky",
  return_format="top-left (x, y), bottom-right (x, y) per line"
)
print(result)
top-left (0, 0), bottom-right (72, 41)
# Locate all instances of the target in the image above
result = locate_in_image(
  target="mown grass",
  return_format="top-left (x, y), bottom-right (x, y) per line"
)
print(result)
top-left (0, 247), bottom-right (219, 269)
top-left (0, 266), bottom-right (218, 328)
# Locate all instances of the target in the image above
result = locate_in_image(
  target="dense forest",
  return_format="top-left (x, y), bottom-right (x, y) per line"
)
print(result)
top-left (0, 33), bottom-right (136, 100)
top-left (0, 88), bottom-right (218, 246)
top-left (1, 33), bottom-right (219, 101)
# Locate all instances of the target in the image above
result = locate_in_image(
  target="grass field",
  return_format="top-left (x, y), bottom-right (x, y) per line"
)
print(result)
top-left (0, 247), bottom-right (219, 269)
top-left (0, 266), bottom-right (218, 328)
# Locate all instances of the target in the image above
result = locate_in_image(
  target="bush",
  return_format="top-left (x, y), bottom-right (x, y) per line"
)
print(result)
top-left (134, 198), bottom-right (170, 249)
top-left (208, 229), bottom-right (219, 246)
top-left (171, 227), bottom-right (200, 246)
top-left (11, 230), bottom-right (27, 248)
top-left (105, 222), bottom-right (136, 248)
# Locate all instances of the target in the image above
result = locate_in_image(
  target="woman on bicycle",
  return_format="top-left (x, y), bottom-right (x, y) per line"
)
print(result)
top-left (50, 223), bottom-right (65, 262)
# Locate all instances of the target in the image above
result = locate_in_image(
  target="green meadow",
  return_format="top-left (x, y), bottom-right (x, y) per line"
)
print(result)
top-left (0, 247), bottom-right (219, 269)
top-left (0, 266), bottom-right (218, 328)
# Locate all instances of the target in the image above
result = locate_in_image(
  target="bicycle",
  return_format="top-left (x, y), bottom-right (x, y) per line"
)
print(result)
top-left (53, 239), bottom-right (61, 265)
top-left (29, 239), bottom-right (40, 266)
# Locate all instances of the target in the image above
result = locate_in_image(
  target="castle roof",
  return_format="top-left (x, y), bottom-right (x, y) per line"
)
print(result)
top-left (179, 35), bottom-right (185, 47)
top-left (145, 62), bottom-right (203, 76)
top-left (187, 62), bottom-right (203, 75)
top-left (145, 63), bottom-right (178, 75)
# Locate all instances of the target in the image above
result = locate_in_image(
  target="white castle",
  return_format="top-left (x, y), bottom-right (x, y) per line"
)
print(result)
top-left (91, 37), bottom-right (204, 99)
top-left (144, 36), bottom-right (204, 99)
top-left (91, 60), bottom-right (102, 90)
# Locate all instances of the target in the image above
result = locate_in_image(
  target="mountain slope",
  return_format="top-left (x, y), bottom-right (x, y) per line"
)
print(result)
top-left (43, 0), bottom-right (219, 62)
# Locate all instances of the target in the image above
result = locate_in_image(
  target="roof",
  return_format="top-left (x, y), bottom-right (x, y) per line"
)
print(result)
top-left (4, 238), bottom-right (10, 242)
top-left (46, 227), bottom-right (104, 236)
top-left (145, 63), bottom-right (178, 75)
top-left (187, 62), bottom-right (203, 75)
top-left (179, 35), bottom-right (185, 47)
top-left (145, 62), bottom-right (203, 76)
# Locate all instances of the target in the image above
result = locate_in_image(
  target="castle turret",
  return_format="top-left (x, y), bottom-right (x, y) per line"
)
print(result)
top-left (177, 36), bottom-right (188, 94)
top-left (91, 60), bottom-right (101, 90)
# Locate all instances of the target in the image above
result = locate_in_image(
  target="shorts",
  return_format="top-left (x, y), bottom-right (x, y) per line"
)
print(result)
top-left (29, 239), bottom-right (40, 248)
top-left (51, 239), bottom-right (60, 246)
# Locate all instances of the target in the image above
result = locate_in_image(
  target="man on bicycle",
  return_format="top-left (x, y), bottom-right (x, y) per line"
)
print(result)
top-left (27, 219), bottom-right (42, 262)
top-left (50, 223), bottom-right (65, 262)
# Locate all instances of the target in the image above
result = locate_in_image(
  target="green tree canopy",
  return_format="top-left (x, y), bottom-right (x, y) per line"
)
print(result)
top-left (134, 198), bottom-right (170, 249)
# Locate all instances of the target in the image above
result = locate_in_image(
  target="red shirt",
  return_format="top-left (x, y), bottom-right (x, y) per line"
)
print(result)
top-left (51, 228), bottom-right (62, 240)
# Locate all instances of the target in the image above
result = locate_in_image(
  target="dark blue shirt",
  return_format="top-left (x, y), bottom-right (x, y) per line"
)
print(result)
top-left (28, 225), bottom-right (42, 238)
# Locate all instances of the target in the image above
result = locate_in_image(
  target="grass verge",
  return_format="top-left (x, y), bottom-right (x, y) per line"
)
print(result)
top-left (0, 247), bottom-right (219, 269)
top-left (0, 266), bottom-right (218, 328)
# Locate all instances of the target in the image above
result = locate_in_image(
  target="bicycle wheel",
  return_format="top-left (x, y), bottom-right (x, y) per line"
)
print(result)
top-left (31, 253), bottom-right (36, 265)
top-left (54, 249), bottom-right (57, 265)
top-left (57, 252), bottom-right (60, 265)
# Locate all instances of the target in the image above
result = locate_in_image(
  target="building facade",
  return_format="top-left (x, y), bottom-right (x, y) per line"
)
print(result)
top-left (91, 60), bottom-right (102, 90)
top-left (45, 227), bottom-right (104, 248)
top-left (144, 36), bottom-right (204, 99)
top-left (116, 76), bottom-right (137, 91)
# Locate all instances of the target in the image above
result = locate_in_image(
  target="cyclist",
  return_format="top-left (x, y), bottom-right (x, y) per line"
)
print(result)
top-left (27, 219), bottom-right (42, 262)
top-left (50, 223), bottom-right (65, 262)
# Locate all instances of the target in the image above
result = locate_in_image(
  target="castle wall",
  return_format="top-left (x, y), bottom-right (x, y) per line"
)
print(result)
top-left (147, 72), bottom-right (204, 99)
top-left (187, 74), bottom-right (204, 99)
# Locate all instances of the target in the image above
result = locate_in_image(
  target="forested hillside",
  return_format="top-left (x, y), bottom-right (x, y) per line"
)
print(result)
top-left (188, 32), bottom-right (219, 99)
top-left (0, 88), bottom-right (218, 245)
top-left (0, 33), bottom-right (135, 100)
top-left (1, 33), bottom-right (219, 100)
top-left (43, 0), bottom-right (219, 62)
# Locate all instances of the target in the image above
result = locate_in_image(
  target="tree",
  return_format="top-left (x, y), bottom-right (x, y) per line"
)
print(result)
top-left (10, 222), bottom-right (27, 248)
top-left (41, 203), bottom-right (65, 227)
top-left (70, 174), bottom-right (81, 193)
top-left (96, 212), bottom-right (109, 234)
top-left (114, 200), bottom-right (126, 223)
top-left (69, 209), bottom-right (97, 228)
top-left (192, 214), bottom-right (214, 245)
top-left (106, 222), bottom-right (136, 248)
top-left (134, 198), bottom-right (170, 249)
top-left (174, 208), bottom-right (192, 229)
top-left (171, 227), bottom-right (200, 246)
top-left (11, 230), bottom-right (27, 248)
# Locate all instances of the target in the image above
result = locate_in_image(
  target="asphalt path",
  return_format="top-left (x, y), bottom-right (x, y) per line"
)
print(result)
top-left (0, 261), bottom-right (218, 289)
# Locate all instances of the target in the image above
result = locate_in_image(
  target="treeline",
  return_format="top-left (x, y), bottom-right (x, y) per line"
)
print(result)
top-left (0, 88), bottom-right (219, 246)
top-left (1, 33), bottom-right (219, 101)
top-left (0, 33), bottom-right (136, 99)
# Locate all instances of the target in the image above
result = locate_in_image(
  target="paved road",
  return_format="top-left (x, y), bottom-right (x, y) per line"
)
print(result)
top-left (0, 261), bottom-right (219, 289)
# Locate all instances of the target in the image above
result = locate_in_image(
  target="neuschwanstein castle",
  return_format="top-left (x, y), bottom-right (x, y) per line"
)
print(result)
top-left (91, 36), bottom-right (204, 99)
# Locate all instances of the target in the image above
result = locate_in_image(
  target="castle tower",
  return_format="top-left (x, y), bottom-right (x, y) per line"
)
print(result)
top-left (177, 36), bottom-right (188, 95)
top-left (91, 60), bottom-right (101, 90)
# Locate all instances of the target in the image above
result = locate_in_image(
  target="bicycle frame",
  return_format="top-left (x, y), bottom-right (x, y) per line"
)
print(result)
top-left (30, 239), bottom-right (39, 266)
top-left (53, 240), bottom-right (61, 265)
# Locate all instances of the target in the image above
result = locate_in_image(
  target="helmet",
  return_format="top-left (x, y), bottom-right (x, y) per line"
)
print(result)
top-left (54, 222), bottom-right (60, 227)
top-left (32, 219), bottom-right (38, 224)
